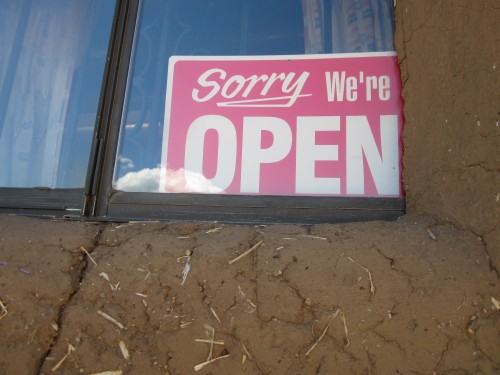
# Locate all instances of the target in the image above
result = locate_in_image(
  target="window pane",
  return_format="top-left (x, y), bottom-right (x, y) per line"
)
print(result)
top-left (0, 0), bottom-right (116, 188)
top-left (114, 0), bottom-right (395, 193)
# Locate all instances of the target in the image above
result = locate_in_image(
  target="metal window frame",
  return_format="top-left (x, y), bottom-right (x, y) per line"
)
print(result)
top-left (0, 0), bottom-right (134, 219)
top-left (1, 0), bottom-right (406, 224)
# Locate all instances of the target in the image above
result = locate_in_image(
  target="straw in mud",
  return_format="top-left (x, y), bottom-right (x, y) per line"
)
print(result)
top-left (340, 310), bottom-right (350, 347)
top-left (195, 339), bottom-right (225, 345)
top-left (119, 340), bottom-right (130, 361)
top-left (347, 256), bottom-right (375, 295)
top-left (204, 324), bottom-right (215, 361)
top-left (194, 354), bottom-right (230, 372)
top-left (301, 234), bottom-right (327, 240)
top-left (228, 240), bottom-right (264, 265)
top-left (51, 343), bottom-right (75, 372)
top-left (210, 306), bottom-right (221, 324)
top-left (99, 272), bottom-right (120, 291)
top-left (193, 324), bottom-right (230, 372)
top-left (80, 246), bottom-right (97, 266)
top-left (492, 296), bottom-right (500, 310)
top-left (427, 229), bottom-right (437, 241)
top-left (97, 310), bottom-right (124, 330)
top-left (241, 343), bottom-right (252, 360)
top-left (305, 310), bottom-right (340, 356)
top-left (305, 309), bottom-right (350, 356)
top-left (206, 227), bottom-right (223, 234)
top-left (0, 298), bottom-right (7, 320)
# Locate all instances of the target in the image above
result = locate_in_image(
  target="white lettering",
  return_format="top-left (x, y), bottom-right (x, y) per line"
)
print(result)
top-left (282, 72), bottom-right (310, 99)
top-left (366, 76), bottom-right (377, 101)
top-left (346, 115), bottom-right (399, 195)
top-left (242, 75), bottom-right (269, 97)
top-left (379, 76), bottom-right (390, 101)
top-left (296, 116), bottom-right (340, 194)
top-left (240, 117), bottom-right (292, 193)
top-left (327, 71), bottom-right (391, 102)
top-left (325, 71), bottom-right (345, 102)
top-left (184, 115), bottom-right (236, 191)
top-left (366, 75), bottom-right (391, 101)
top-left (261, 73), bottom-right (286, 95)
top-left (193, 69), bottom-right (310, 107)
top-left (192, 69), bottom-right (226, 102)
top-left (346, 76), bottom-right (358, 101)
top-left (221, 75), bottom-right (247, 98)
top-left (180, 115), bottom-right (400, 196)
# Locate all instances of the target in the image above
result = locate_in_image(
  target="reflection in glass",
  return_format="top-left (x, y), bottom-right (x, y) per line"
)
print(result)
top-left (114, 0), bottom-right (394, 193)
top-left (0, 0), bottom-right (115, 188)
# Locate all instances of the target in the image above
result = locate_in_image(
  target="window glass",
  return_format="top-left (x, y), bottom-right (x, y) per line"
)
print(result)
top-left (114, 0), bottom-right (395, 193)
top-left (0, 0), bottom-right (116, 188)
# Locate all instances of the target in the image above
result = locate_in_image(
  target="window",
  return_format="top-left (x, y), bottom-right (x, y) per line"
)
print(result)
top-left (0, 0), bottom-right (115, 189)
top-left (114, 0), bottom-right (396, 194)
top-left (1, 0), bottom-right (404, 223)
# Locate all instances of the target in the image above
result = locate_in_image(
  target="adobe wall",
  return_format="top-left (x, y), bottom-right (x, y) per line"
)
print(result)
top-left (394, 1), bottom-right (499, 269)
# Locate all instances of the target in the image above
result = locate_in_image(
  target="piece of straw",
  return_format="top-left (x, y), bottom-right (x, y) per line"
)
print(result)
top-left (210, 306), bottom-right (221, 324)
top-left (340, 310), bottom-right (350, 347)
top-left (456, 294), bottom-right (466, 311)
top-left (241, 343), bottom-right (252, 360)
top-left (80, 246), bottom-right (97, 266)
top-left (204, 324), bottom-right (215, 361)
top-left (427, 229), bottom-right (437, 241)
top-left (305, 310), bottom-right (340, 356)
top-left (51, 344), bottom-right (75, 372)
top-left (97, 310), bottom-right (124, 330)
top-left (206, 227), bottom-right (223, 234)
top-left (228, 240), bottom-right (263, 265)
top-left (195, 339), bottom-right (225, 345)
top-left (0, 299), bottom-right (7, 320)
top-left (89, 371), bottom-right (123, 375)
top-left (119, 340), bottom-right (130, 360)
top-left (301, 235), bottom-right (327, 240)
top-left (347, 257), bottom-right (375, 295)
top-left (194, 354), bottom-right (230, 372)
top-left (180, 321), bottom-right (193, 328)
top-left (492, 296), bottom-right (500, 310)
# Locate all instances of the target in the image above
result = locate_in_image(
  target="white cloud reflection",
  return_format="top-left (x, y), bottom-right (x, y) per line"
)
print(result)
top-left (115, 167), bottom-right (161, 192)
top-left (115, 167), bottom-right (225, 193)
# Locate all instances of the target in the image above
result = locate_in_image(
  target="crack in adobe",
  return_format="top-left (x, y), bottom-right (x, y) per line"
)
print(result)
top-left (374, 245), bottom-right (395, 269)
top-left (365, 347), bottom-right (376, 375)
top-left (224, 330), bottom-right (268, 374)
top-left (372, 329), bottom-right (407, 356)
top-left (36, 225), bottom-right (105, 375)
top-left (432, 338), bottom-right (459, 373)
top-left (467, 229), bottom-right (499, 280)
top-left (314, 357), bottom-right (324, 374)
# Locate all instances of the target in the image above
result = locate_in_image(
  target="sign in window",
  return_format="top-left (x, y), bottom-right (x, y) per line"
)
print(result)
top-left (159, 53), bottom-right (403, 197)
top-left (113, 0), bottom-right (400, 199)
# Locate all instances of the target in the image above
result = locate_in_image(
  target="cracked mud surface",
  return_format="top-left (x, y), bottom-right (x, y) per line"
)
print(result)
top-left (1, 1), bottom-right (499, 374)
top-left (1, 215), bottom-right (499, 374)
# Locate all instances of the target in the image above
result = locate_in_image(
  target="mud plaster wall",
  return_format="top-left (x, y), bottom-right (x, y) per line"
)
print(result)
top-left (394, 1), bottom-right (499, 270)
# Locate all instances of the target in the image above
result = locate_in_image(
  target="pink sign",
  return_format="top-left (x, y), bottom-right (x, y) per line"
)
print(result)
top-left (160, 52), bottom-right (404, 197)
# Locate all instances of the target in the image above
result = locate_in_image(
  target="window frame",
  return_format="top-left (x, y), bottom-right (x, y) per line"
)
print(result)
top-left (0, 0), bottom-right (122, 218)
top-left (0, 0), bottom-right (405, 224)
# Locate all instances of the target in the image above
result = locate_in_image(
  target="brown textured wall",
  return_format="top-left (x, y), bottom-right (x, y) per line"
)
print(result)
top-left (394, 1), bottom-right (499, 268)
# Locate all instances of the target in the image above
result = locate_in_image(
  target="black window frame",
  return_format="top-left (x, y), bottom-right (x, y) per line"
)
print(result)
top-left (0, 0), bottom-right (405, 224)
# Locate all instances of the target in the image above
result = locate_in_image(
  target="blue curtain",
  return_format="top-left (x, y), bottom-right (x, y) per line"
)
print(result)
top-left (0, 0), bottom-right (113, 188)
top-left (331, 0), bottom-right (394, 53)
top-left (303, 0), bottom-right (394, 54)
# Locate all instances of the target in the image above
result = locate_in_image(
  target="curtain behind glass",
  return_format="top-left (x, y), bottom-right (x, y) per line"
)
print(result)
top-left (302, 0), bottom-right (394, 53)
top-left (0, 0), bottom-right (115, 188)
top-left (330, 0), bottom-right (394, 52)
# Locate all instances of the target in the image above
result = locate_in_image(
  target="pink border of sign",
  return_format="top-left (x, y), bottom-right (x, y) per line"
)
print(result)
top-left (161, 52), bottom-right (404, 197)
